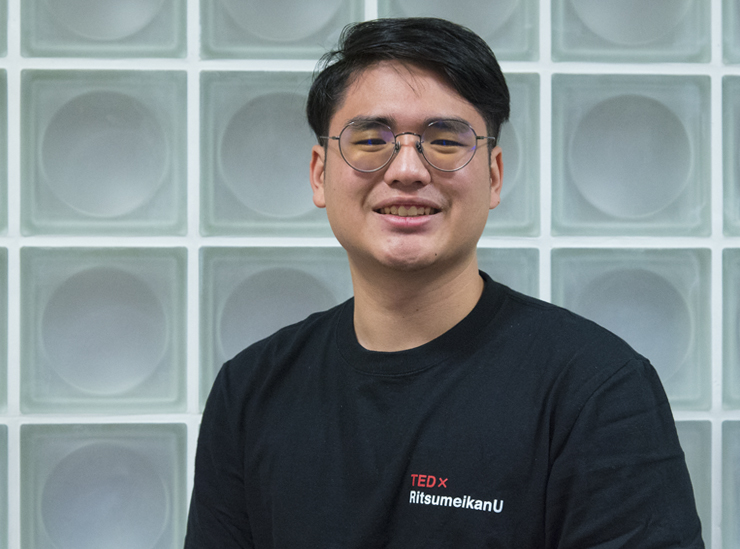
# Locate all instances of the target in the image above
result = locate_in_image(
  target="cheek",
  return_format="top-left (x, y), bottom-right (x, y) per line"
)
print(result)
top-left (458, 166), bottom-right (496, 207)
top-left (323, 176), bottom-right (352, 211)
top-left (322, 176), bottom-right (363, 232)
top-left (323, 160), bottom-right (375, 213)
top-left (451, 179), bottom-right (495, 232)
top-left (463, 199), bottom-right (491, 235)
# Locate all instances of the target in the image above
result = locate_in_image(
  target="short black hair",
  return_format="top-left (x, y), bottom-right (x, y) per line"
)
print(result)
top-left (306, 17), bottom-right (510, 143)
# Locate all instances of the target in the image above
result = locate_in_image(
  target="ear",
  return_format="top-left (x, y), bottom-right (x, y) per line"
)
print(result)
top-left (488, 145), bottom-right (503, 210)
top-left (310, 144), bottom-right (327, 208)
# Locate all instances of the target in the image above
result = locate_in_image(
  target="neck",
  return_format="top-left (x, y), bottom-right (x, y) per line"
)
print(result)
top-left (349, 258), bottom-right (484, 352)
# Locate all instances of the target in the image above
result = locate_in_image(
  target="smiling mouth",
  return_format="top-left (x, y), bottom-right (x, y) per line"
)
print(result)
top-left (377, 205), bottom-right (439, 217)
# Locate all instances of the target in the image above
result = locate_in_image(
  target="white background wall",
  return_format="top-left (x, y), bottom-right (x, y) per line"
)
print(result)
top-left (0, 0), bottom-right (738, 547)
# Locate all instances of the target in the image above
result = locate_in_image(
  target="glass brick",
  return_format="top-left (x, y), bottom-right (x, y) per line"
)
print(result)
top-left (552, 75), bottom-right (710, 236)
top-left (0, 248), bottom-right (5, 412)
top-left (21, 70), bottom-right (187, 235)
top-left (0, 0), bottom-right (5, 56)
top-left (725, 77), bottom-right (740, 235)
top-left (477, 247), bottom-right (538, 298)
top-left (551, 248), bottom-right (711, 410)
top-left (21, 423), bottom-right (186, 549)
top-left (200, 247), bottom-right (352, 406)
top-left (724, 421), bottom-right (740, 548)
top-left (0, 70), bottom-right (6, 233)
top-left (21, 0), bottom-right (186, 58)
top-left (0, 424), bottom-right (6, 549)
top-left (201, 72), bottom-right (330, 236)
top-left (483, 73), bottom-right (539, 236)
top-left (675, 421), bottom-right (711, 547)
top-left (378, 0), bottom-right (538, 61)
top-left (725, 249), bottom-right (740, 408)
top-left (725, 0), bottom-right (740, 63)
top-left (201, 0), bottom-right (363, 59)
top-left (552, 0), bottom-right (709, 62)
top-left (20, 248), bottom-right (187, 413)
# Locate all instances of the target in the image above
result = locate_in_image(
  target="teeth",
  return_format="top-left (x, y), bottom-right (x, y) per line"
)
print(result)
top-left (381, 206), bottom-right (437, 217)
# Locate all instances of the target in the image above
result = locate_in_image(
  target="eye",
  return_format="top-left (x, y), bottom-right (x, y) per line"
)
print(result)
top-left (345, 124), bottom-right (394, 151)
top-left (353, 137), bottom-right (389, 146)
top-left (430, 137), bottom-right (465, 147)
top-left (424, 120), bottom-right (476, 151)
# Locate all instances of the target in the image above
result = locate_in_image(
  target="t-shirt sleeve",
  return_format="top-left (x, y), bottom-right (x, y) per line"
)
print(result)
top-left (544, 358), bottom-right (704, 548)
top-left (184, 363), bottom-right (254, 549)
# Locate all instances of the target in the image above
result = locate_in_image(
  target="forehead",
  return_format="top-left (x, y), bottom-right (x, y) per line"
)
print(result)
top-left (331, 61), bottom-right (486, 131)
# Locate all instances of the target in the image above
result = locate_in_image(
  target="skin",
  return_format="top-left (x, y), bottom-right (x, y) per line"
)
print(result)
top-left (310, 61), bottom-right (503, 352)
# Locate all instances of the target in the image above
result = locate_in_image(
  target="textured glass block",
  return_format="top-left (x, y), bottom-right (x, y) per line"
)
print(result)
top-left (21, 70), bottom-right (187, 235)
top-left (201, 72), bottom-right (330, 236)
top-left (202, 0), bottom-right (363, 59)
top-left (725, 77), bottom-right (740, 235)
top-left (0, 0), bottom-right (5, 56)
top-left (477, 247), bottom-right (538, 298)
top-left (21, 0), bottom-right (185, 58)
top-left (20, 248), bottom-right (186, 413)
top-left (0, 424), bottom-right (6, 549)
top-left (0, 248), bottom-right (5, 412)
top-left (483, 73), bottom-right (539, 236)
top-left (0, 70), bottom-right (6, 233)
top-left (552, 0), bottom-right (709, 62)
top-left (551, 248), bottom-right (711, 410)
top-left (552, 75), bottom-right (710, 236)
top-left (200, 247), bottom-right (352, 405)
top-left (725, 249), bottom-right (740, 408)
top-left (724, 421), bottom-right (740, 548)
top-left (21, 423), bottom-right (186, 549)
top-left (725, 0), bottom-right (740, 63)
top-left (675, 421), bottom-right (711, 546)
top-left (378, 0), bottom-right (538, 61)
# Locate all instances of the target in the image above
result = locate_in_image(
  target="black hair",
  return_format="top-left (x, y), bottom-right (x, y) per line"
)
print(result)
top-left (306, 17), bottom-right (510, 144)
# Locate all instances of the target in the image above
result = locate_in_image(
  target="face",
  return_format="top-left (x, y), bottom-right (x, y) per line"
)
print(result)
top-left (310, 61), bottom-right (503, 278)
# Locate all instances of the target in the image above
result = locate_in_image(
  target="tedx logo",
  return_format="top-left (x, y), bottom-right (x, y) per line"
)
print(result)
top-left (410, 474), bottom-right (448, 488)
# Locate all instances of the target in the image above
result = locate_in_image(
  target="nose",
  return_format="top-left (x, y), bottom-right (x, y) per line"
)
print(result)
top-left (384, 132), bottom-right (431, 185)
top-left (393, 132), bottom-right (424, 156)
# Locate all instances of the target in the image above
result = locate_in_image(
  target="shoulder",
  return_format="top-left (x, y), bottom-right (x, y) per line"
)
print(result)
top-left (479, 278), bottom-right (654, 408)
top-left (235, 299), bottom-right (345, 361)
top-left (209, 300), bottom-right (348, 402)
top-left (496, 281), bottom-right (641, 363)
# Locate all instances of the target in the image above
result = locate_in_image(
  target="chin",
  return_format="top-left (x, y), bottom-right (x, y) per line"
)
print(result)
top-left (381, 258), bottom-right (434, 273)
top-left (376, 248), bottom-right (453, 274)
top-left (348, 247), bottom-right (435, 275)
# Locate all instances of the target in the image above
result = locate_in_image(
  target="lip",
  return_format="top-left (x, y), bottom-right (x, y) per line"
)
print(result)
top-left (373, 199), bottom-right (442, 212)
top-left (375, 211), bottom-right (437, 229)
top-left (372, 204), bottom-right (442, 231)
top-left (372, 200), bottom-right (442, 221)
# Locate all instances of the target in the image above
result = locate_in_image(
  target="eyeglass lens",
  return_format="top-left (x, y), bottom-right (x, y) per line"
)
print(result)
top-left (338, 120), bottom-right (479, 172)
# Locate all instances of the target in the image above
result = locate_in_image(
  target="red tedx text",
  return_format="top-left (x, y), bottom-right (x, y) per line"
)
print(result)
top-left (410, 474), bottom-right (448, 488)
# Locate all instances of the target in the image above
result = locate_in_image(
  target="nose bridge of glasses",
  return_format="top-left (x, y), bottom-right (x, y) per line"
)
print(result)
top-left (393, 131), bottom-right (424, 155)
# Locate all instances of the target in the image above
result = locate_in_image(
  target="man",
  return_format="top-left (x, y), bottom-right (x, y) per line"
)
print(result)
top-left (185, 17), bottom-right (704, 548)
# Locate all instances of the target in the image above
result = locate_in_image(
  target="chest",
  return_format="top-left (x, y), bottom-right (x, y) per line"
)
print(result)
top-left (241, 367), bottom-right (553, 548)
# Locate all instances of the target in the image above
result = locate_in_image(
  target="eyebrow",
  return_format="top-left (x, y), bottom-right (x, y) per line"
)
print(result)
top-left (343, 115), bottom-right (475, 131)
top-left (344, 115), bottom-right (396, 129)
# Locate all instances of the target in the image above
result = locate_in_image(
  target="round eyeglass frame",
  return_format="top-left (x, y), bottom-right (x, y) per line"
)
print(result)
top-left (320, 119), bottom-right (497, 173)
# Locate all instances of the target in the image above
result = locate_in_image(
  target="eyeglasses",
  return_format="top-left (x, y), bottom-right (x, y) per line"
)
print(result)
top-left (321, 119), bottom-right (496, 173)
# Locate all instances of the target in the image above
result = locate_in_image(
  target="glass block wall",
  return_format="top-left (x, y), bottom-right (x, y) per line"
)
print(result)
top-left (0, 0), bottom-right (738, 547)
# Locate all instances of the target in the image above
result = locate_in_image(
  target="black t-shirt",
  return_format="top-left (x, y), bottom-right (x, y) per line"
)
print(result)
top-left (185, 272), bottom-right (704, 548)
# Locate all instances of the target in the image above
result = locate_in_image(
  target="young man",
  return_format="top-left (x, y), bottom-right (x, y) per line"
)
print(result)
top-left (185, 18), bottom-right (704, 548)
